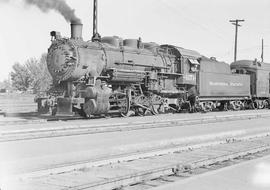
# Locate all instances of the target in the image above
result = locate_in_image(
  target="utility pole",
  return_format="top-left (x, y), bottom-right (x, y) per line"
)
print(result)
top-left (92, 0), bottom-right (101, 41)
top-left (230, 19), bottom-right (245, 62)
top-left (261, 38), bottom-right (264, 62)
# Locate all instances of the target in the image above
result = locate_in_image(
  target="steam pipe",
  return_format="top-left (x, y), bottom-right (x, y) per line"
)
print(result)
top-left (92, 0), bottom-right (101, 41)
top-left (93, 0), bottom-right (97, 36)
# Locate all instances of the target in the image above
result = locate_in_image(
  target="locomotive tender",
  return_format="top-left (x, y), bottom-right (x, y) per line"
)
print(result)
top-left (40, 22), bottom-right (270, 117)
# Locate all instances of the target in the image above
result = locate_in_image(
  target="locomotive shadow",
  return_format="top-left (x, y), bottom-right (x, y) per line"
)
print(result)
top-left (1, 111), bottom-right (116, 121)
top-left (2, 111), bottom-right (84, 121)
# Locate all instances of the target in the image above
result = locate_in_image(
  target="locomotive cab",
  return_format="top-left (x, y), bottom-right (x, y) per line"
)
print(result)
top-left (160, 45), bottom-right (200, 88)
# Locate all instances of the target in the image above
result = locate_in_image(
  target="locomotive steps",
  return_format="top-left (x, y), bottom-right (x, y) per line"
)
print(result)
top-left (1, 110), bottom-right (270, 142)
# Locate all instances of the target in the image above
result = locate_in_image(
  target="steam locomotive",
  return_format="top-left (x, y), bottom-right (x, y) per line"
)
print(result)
top-left (38, 23), bottom-right (270, 117)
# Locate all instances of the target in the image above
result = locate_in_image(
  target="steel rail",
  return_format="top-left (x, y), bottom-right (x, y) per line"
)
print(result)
top-left (66, 136), bottom-right (270, 190)
top-left (9, 132), bottom-right (270, 181)
top-left (1, 112), bottom-right (270, 142)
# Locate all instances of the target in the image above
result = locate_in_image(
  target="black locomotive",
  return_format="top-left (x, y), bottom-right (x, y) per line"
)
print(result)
top-left (37, 21), bottom-right (269, 117)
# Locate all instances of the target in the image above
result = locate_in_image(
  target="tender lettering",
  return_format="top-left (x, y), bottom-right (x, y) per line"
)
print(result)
top-left (209, 81), bottom-right (243, 87)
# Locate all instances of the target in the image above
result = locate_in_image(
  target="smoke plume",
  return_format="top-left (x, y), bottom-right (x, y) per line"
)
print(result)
top-left (0, 0), bottom-right (81, 23)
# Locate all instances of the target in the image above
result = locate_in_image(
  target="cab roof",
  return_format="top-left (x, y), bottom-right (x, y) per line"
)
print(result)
top-left (161, 44), bottom-right (201, 59)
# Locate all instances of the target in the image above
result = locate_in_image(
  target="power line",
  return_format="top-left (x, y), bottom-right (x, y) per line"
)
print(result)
top-left (230, 19), bottom-right (245, 62)
top-left (158, 0), bottom-right (229, 42)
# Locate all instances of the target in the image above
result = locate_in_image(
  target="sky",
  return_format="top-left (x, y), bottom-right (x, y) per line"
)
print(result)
top-left (0, 0), bottom-right (269, 81)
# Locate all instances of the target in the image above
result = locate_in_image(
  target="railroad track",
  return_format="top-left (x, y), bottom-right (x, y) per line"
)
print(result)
top-left (1, 112), bottom-right (270, 142)
top-left (7, 133), bottom-right (270, 190)
top-left (16, 132), bottom-right (270, 178)
top-left (63, 135), bottom-right (270, 190)
top-left (1, 109), bottom-right (270, 127)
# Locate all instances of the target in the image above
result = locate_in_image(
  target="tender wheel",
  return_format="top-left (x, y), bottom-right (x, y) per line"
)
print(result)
top-left (263, 100), bottom-right (269, 109)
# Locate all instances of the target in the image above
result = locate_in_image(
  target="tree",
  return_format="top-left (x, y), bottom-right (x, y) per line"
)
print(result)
top-left (38, 53), bottom-right (53, 92)
top-left (0, 78), bottom-right (12, 91)
top-left (26, 54), bottom-right (52, 93)
top-left (25, 58), bottom-right (39, 91)
top-left (10, 54), bottom-right (52, 93)
top-left (10, 62), bottom-right (31, 91)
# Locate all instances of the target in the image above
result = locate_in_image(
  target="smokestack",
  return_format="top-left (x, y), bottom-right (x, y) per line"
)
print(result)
top-left (71, 23), bottom-right (83, 40)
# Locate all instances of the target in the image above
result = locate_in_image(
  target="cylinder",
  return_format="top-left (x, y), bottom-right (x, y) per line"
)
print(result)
top-left (71, 23), bottom-right (83, 40)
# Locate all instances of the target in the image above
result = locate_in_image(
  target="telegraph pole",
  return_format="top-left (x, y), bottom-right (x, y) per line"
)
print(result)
top-left (230, 19), bottom-right (245, 62)
top-left (261, 38), bottom-right (264, 62)
top-left (92, 0), bottom-right (101, 41)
